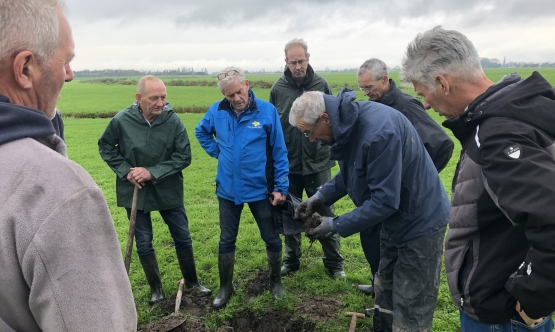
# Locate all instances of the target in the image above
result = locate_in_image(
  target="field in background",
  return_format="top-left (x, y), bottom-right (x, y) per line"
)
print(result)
top-left (58, 68), bottom-right (555, 115)
top-left (59, 68), bottom-right (555, 331)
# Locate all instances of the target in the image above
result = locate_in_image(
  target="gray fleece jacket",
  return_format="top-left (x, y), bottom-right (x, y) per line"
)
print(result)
top-left (0, 94), bottom-right (137, 331)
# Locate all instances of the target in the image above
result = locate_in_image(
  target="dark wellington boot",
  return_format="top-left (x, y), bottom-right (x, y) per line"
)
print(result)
top-left (176, 249), bottom-right (211, 295)
top-left (139, 254), bottom-right (165, 305)
top-left (213, 252), bottom-right (235, 309)
top-left (267, 250), bottom-right (286, 299)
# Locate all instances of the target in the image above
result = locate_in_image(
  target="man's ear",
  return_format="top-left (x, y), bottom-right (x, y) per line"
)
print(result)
top-left (135, 93), bottom-right (141, 103)
top-left (13, 51), bottom-right (37, 90)
top-left (435, 74), bottom-right (450, 95)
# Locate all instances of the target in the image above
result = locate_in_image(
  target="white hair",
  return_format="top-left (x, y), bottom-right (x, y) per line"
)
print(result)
top-left (216, 66), bottom-right (246, 92)
top-left (400, 26), bottom-right (483, 90)
top-left (289, 91), bottom-right (325, 127)
top-left (0, 0), bottom-right (66, 64)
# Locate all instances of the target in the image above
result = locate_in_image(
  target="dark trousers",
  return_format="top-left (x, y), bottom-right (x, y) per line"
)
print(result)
top-left (283, 170), bottom-right (344, 272)
top-left (126, 204), bottom-right (193, 257)
top-left (373, 226), bottom-right (446, 332)
top-left (217, 197), bottom-right (282, 254)
top-left (360, 222), bottom-right (382, 279)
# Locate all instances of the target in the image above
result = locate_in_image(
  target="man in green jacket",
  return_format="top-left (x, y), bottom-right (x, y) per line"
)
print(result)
top-left (269, 38), bottom-right (344, 279)
top-left (98, 75), bottom-right (210, 305)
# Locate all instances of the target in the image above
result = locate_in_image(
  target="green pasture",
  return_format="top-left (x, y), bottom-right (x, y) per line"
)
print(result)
top-left (59, 68), bottom-right (555, 116)
top-left (59, 68), bottom-right (555, 331)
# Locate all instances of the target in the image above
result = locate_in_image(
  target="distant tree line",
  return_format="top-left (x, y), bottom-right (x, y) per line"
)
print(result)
top-left (75, 68), bottom-right (209, 77)
top-left (480, 57), bottom-right (555, 69)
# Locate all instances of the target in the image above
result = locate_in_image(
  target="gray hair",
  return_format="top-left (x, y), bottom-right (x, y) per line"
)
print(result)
top-left (0, 0), bottom-right (66, 64)
top-left (216, 66), bottom-right (246, 92)
top-left (137, 75), bottom-right (164, 95)
top-left (289, 91), bottom-right (325, 127)
top-left (358, 58), bottom-right (388, 79)
top-left (284, 38), bottom-right (308, 59)
top-left (400, 26), bottom-right (483, 90)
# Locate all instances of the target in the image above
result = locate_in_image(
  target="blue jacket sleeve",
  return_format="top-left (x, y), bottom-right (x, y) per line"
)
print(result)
top-left (195, 109), bottom-right (219, 158)
top-left (268, 106), bottom-right (289, 194)
top-left (333, 131), bottom-right (401, 237)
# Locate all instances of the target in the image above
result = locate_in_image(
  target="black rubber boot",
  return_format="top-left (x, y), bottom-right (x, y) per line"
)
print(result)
top-left (267, 250), bottom-right (286, 299)
top-left (213, 252), bottom-right (235, 309)
top-left (139, 254), bottom-right (165, 305)
top-left (177, 249), bottom-right (212, 295)
top-left (358, 275), bottom-right (375, 297)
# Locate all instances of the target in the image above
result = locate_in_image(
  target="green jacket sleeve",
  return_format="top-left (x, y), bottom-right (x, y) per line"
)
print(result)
top-left (98, 118), bottom-right (133, 179)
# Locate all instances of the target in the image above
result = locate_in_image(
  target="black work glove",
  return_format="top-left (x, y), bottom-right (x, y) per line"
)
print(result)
top-left (306, 216), bottom-right (336, 239)
top-left (295, 191), bottom-right (325, 219)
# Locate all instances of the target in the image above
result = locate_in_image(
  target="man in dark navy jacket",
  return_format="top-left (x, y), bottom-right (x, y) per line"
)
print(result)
top-left (290, 89), bottom-right (450, 332)
top-left (356, 58), bottom-right (454, 296)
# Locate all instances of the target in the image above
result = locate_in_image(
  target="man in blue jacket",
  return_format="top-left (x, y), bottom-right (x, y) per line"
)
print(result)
top-left (196, 67), bottom-right (290, 309)
top-left (290, 89), bottom-right (450, 332)
top-left (355, 58), bottom-right (454, 296)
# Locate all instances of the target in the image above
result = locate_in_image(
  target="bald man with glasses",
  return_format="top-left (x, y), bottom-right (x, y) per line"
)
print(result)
top-left (269, 38), bottom-right (345, 280)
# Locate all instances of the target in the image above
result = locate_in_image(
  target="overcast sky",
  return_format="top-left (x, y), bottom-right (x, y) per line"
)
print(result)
top-left (64, 0), bottom-right (555, 72)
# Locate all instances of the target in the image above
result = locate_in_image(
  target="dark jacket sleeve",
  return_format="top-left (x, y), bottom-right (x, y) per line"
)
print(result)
top-left (147, 116), bottom-right (191, 181)
top-left (98, 118), bottom-right (133, 179)
top-left (403, 99), bottom-right (454, 172)
top-left (479, 118), bottom-right (555, 319)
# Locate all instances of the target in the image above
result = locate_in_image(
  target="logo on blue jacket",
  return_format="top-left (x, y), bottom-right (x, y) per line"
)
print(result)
top-left (248, 121), bottom-right (261, 129)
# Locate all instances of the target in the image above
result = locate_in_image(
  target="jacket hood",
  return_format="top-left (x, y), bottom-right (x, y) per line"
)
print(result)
top-left (444, 72), bottom-right (555, 142)
top-left (127, 102), bottom-right (174, 125)
top-left (323, 88), bottom-right (359, 148)
top-left (379, 79), bottom-right (401, 105)
top-left (283, 64), bottom-right (315, 88)
top-left (0, 94), bottom-right (56, 146)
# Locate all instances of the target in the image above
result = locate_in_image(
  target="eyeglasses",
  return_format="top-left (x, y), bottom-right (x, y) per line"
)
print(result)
top-left (359, 86), bottom-right (373, 93)
top-left (287, 59), bottom-right (307, 67)
top-left (303, 118), bottom-right (319, 138)
top-left (217, 70), bottom-right (239, 80)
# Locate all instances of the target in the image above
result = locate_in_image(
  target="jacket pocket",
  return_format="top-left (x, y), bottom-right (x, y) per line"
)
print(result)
top-left (445, 241), bottom-right (473, 309)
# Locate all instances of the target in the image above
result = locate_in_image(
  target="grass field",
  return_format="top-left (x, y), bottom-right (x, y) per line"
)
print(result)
top-left (59, 68), bottom-right (555, 331)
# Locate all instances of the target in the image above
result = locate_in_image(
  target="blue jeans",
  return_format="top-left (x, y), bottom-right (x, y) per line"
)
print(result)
top-left (126, 205), bottom-right (193, 257)
top-left (218, 197), bottom-right (282, 254)
top-left (460, 310), bottom-right (554, 332)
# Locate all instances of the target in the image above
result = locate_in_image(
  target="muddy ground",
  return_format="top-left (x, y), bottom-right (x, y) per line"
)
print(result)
top-left (137, 268), bottom-right (352, 332)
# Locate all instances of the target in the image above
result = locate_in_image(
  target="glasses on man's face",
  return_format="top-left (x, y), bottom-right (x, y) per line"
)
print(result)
top-left (287, 59), bottom-right (307, 67)
top-left (217, 70), bottom-right (239, 80)
top-left (359, 86), bottom-right (373, 93)
top-left (303, 118), bottom-right (319, 138)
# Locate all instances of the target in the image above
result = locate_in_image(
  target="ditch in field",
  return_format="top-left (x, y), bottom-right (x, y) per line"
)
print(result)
top-left (137, 269), bottom-right (345, 332)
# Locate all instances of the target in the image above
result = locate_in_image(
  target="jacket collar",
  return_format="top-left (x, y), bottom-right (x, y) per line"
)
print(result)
top-left (377, 79), bottom-right (398, 106)
top-left (0, 93), bottom-right (65, 155)
top-left (217, 89), bottom-right (258, 113)
top-left (283, 64), bottom-right (315, 88)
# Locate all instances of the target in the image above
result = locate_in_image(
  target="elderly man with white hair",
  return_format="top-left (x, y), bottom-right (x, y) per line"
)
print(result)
top-left (290, 88), bottom-right (450, 332)
top-left (196, 67), bottom-right (290, 309)
top-left (0, 0), bottom-right (137, 330)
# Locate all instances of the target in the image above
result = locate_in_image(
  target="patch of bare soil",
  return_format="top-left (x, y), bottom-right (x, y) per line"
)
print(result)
top-left (243, 269), bottom-right (270, 298)
top-left (139, 270), bottom-right (343, 332)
